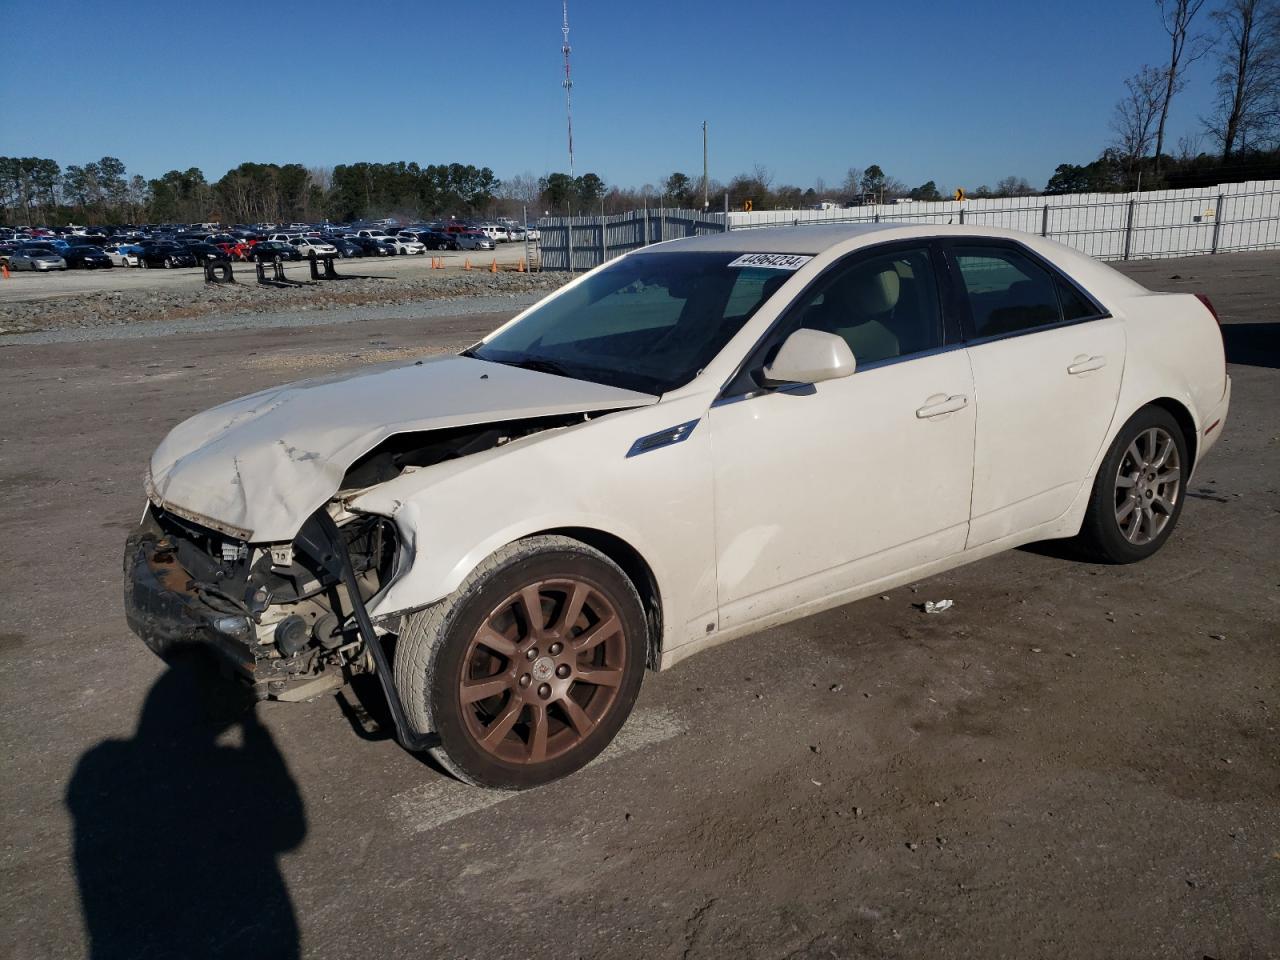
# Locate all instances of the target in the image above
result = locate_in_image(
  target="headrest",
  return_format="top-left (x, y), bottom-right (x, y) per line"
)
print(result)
top-left (834, 265), bottom-right (900, 315)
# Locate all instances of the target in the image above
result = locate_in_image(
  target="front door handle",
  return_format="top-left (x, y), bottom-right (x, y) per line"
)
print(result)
top-left (916, 394), bottom-right (968, 419)
top-left (1068, 354), bottom-right (1107, 375)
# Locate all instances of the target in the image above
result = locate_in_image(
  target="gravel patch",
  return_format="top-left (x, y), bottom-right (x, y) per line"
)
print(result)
top-left (0, 271), bottom-right (568, 340)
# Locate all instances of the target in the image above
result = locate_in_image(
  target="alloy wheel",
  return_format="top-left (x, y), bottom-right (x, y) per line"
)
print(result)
top-left (1114, 427), bottom-right (1181, 545)
top-left (460, 578), bottom-right (627, 765)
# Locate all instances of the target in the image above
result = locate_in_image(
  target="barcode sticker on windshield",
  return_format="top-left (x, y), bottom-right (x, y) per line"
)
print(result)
top-left (727, 253), bottom-right (813, 271)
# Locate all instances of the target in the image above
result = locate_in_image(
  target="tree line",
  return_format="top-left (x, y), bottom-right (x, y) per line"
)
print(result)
top-left (0, 157), bottom-right (503, 226)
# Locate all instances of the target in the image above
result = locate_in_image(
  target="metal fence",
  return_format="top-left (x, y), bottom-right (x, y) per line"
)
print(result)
top-left (537, 209), bottom-right (728, 271)
top-left (535, 180), bottom-right (1280, 270)
top-left (728, 180), bottom-right (1280, 262)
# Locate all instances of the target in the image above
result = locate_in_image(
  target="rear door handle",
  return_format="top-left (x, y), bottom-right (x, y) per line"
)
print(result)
top-left (1068, 354), bottom-right (1107, 375)
top-left (916, 394), bottom-right (968, 419)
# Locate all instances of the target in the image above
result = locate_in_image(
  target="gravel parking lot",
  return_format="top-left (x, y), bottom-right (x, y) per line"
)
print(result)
top-left (0, 241), bottom-right (534, 304)
top-left (0, 252), bottom-right (1276, 959)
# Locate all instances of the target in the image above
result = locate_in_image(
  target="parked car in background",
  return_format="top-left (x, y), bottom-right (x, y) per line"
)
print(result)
top-left (415, 230), bottom-right (456, 250)
top-left (506, 225), bottom-right (527, 242)
top-left (185, 243), bottom-right (230, 265)
top-left (386, 237), bottom-right (426, 256)
top-left (323, 236), bottom-right (363, 258)
top-left (63, 245), bottom-right (114, 269)
top-left (477, 224), bottom-right (510, 243)
top-left (524, 224), bottom-right (541, 242)
top-left (345, 236), bottom-right (391, 257)
top-left (8, 247), bottom-right (68, 271)
top-left (354, 229), bottom-right (392, 241)
top-left (291, 237), bottom-right (339, 259)
top-left (250, 241), bottom-right (303, 263)
top-left (137, 243), bottom-right (198, 268)
top-left (104, 243), bottom-right (142, 267)
top-left (216, 241), bottom-right (252, 262)
top-left (455, 230), bottom-right (495, 251)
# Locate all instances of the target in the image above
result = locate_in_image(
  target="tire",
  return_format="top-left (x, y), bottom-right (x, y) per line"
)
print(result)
top-left (395, 535), bottom-right (647, 790)
top-left (142, 258), bottom-right (151, 269)
top-left (164, 257), bottom-right (174, 269)
top-left (1076, 405), bottom-right (1189, 563)
top-left (273, 254), bottom-right (282, 264)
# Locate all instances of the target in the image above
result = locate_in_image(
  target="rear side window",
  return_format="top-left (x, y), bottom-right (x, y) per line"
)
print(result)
top-left (952, 246), bottom-right (1062, 338)
top-left (1056, 277), bottom-right (1097, 322)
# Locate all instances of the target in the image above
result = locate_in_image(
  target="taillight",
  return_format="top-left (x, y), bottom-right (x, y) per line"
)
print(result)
top-left (1195, 293), bottom-right (1220, 325)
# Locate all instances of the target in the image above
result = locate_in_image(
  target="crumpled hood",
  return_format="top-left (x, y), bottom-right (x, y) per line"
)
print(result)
top-left (148, 355), bottom-right (657, 542)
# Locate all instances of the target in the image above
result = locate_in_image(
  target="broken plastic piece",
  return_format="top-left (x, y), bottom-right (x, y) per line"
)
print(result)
top-left (923, 599), bottom-right (954, 614)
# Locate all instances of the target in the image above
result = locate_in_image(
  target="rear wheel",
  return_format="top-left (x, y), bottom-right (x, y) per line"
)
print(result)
top-left (163, 257), bottom-right (174, 268)
top-left (395, 535), bottom-right (647, 789)
top-left (1077, 406), bottom-right (1188, 563)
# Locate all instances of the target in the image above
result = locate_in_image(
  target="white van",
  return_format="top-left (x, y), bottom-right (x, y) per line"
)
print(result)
top-left (477, 224), bottom-right (510, 243)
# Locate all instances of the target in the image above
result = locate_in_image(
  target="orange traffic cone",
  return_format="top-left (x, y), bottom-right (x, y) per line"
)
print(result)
top-left (1, 264), bottom-right (9, 280)
top-left (490, 258), bottom-right (498, 274)
top-left (517, 259), bottom-right (526, 273)
top-left (464, 258), bottom-right (471, 271)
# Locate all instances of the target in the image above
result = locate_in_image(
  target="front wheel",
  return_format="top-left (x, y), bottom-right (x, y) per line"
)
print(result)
top-left (1076, 406), bottom-right (1188, 563)
top-left (395, 535), bottom-right (647, 789)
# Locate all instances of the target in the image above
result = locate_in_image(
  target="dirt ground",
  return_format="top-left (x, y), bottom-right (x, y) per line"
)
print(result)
top-left (0, 252), bottom-right (1276, 960)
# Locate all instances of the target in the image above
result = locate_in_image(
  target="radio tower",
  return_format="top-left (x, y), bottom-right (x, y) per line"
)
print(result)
top-left (561, 0), bottom-right (575, 177)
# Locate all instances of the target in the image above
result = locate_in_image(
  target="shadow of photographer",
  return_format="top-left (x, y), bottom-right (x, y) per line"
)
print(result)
top-left (67, 648), bottom-right (306, 959)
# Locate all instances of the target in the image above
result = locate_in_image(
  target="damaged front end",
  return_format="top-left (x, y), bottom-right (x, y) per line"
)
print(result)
top-left (125, 412), bottom-right (595, 702)
top-left (124, 503), bottom-right (397, 701)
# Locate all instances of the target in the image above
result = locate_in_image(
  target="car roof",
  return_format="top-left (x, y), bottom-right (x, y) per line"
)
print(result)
top-left (631, 222), bottom-right (1106, 256)
top-left (630, 222), bottom-right (1149, 296)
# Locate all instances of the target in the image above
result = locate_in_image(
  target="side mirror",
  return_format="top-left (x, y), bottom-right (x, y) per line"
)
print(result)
top-left (761, 329), bottom-right (856, 387)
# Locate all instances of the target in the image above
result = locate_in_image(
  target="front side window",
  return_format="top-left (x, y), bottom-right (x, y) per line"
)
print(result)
top-left (952, 245), bottom-right (1069, 338)
top-left (470, 252), bottom-right (791, 394)
top-left (788, 246), bottom-right (944, 366)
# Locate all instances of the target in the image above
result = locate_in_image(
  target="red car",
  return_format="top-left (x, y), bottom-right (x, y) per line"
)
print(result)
top-left (216, 241), bottom-right (251, 262)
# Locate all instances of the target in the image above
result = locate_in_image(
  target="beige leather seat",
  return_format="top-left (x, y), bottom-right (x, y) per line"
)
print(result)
top-left (818, 264), bottom-right (901, 364)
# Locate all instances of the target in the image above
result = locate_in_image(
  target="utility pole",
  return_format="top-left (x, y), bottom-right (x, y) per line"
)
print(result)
top-left (561, 1), bottom-right (575, 178)
top-left (702, 120), bottom-right (709, 211)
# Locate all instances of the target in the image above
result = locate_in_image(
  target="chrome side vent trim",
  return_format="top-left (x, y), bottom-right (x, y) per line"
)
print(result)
top-left (626, 419), bottom-right (700, 458)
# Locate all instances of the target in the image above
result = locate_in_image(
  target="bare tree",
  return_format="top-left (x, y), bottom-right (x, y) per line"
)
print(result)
top-left (1205, 0), bottom-right (1280, 156)
top-left (840, 167), bottom-right (863, 199)
top-left (1176, 132), bottom-right (1205, 161)
top-left (1154, 0), bottom-right (1212, 173)
top-left (995, 175), bottom-right (1035, 197)
top-left (1112, 65), bottom-right (1166, 180)
top-left (751, 163), bottom-right (775, 190)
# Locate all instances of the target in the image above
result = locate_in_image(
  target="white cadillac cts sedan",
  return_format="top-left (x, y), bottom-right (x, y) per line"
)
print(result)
top-left (126, 224), bottom-right (1231, 788)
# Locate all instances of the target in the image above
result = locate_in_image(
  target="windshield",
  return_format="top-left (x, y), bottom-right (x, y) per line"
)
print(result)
top-left (470, 252), bottom-right (789, 394)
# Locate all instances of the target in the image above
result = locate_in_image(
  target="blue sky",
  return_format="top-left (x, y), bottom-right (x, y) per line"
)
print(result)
top-left (0, 0), bottom-right (1221, 194)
